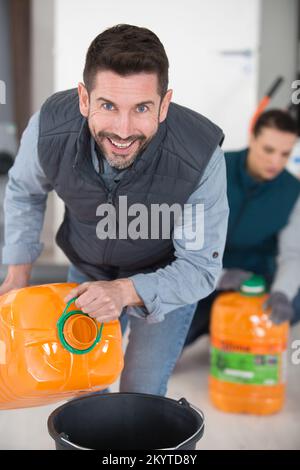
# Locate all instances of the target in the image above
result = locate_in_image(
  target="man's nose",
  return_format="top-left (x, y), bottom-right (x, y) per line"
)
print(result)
top-left (113, 113), bottom-right (134, 140)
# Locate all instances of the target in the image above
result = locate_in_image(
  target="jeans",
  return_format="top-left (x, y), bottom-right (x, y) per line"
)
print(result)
top-left (67, 264), bottom-right (197, 396)
top-left (184, 288), bottom-right (300, 347)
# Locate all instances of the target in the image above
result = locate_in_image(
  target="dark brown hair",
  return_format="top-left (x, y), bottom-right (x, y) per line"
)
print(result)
top-left (83, 24), bottom-right (169, 97)
top-left (253, 109), bottom-right (298, 137)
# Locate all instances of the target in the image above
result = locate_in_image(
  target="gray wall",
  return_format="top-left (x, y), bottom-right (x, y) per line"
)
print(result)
top-left (30, 0), bottom-right (56, 263)
top-left (0, 0), bottom-right (13, 123)
top-left (31, 0), bottom-right (54, 112)
top-left (258, 0), bottom-right (299, 108)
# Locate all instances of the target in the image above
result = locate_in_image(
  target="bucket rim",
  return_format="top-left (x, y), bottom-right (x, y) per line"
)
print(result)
top-left (47, 392), bottom-right (205, 451)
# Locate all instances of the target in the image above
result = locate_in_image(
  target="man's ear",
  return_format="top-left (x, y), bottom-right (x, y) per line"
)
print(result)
top-left (78, 82), bottom-right (90, 117)
top-left (159, 89), bottom-right (173, 123)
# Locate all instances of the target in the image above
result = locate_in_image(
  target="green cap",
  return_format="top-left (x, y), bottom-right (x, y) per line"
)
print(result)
top-left (240, 275), bottom-right (266, 296)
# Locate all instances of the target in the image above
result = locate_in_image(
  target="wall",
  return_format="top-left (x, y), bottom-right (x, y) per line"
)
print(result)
top-left (31, 0), bottom-right (59, 263)
top-left (53, 0), bottom-right (260, 150)
top-left (258, 0), bottom-right (298, 108)
top-left (0, 0), bottom-right (16, 155)
top-left (31, 0), bottom-right (54, 113)
top-left (0, 0), bottom-right (13, 123)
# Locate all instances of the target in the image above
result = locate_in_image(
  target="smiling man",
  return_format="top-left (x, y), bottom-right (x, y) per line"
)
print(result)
top-left (1, 24), bottom-right (228, 395)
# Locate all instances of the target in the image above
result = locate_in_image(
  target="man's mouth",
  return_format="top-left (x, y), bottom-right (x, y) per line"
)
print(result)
top-left (106, 137), bottom-right (138, 152)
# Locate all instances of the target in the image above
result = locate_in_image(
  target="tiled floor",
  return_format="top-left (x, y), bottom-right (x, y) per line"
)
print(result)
top-left (0, 323), bottom-right (299, 450)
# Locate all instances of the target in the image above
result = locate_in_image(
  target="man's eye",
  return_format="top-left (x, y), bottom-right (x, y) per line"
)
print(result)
top-left (102, 103), bottom-right (114, 111)
top-left (136, 105), bottom-right (148, 113)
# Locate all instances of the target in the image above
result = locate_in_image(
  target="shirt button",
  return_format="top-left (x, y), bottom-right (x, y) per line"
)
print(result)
top-left (212, 251), bottom-right (219, 259)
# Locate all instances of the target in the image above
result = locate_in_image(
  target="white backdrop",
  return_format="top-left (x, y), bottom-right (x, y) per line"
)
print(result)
top-left (53, 0), bottom-right (260, 150)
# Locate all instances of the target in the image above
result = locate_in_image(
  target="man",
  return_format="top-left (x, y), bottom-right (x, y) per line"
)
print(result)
top-left (0, 24), bottom-right (228, 395)
top-left (185, 109), bottom-right (300, 346)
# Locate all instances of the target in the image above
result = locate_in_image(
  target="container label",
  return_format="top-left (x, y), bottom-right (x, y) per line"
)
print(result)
top-left (210, 346), bottom-right (285, 385)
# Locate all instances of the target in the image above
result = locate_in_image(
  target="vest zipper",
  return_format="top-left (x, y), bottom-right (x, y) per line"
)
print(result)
top-left (107, 191), bottom-right (113, 204)
top-left (103, 183), bottom-right (121, 264)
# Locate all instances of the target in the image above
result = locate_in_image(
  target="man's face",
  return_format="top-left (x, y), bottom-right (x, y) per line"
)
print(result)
top-left (78, 71), bottom-right (172, 169)
top-left (248, 127), bottom-right (297, 181)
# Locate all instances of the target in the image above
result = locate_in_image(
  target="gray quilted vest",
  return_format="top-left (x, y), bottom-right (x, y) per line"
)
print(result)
top-left (38, 89), bottom-right (224, 280)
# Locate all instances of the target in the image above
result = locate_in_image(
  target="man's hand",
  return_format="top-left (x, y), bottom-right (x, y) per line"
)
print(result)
top-left (0, 264), bottom-right (32, 296)
top-left (218, 269), bottom-right (253, 291)
top-left (264, 292), bottom-right (294, 325)
top-left (64, 278), bottom-right (143, 323)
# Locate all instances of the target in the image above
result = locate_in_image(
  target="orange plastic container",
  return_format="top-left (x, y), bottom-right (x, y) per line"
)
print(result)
top-left (0, 283), bottom-right (123, 409)
top-left (209, 276), bottom-right (289, 415)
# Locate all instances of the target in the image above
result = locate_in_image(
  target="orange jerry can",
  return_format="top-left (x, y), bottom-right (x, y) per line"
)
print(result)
top-left (209, 275), bottom-right (289, 415)
top-left (0, 283), bottom-right (124, 409)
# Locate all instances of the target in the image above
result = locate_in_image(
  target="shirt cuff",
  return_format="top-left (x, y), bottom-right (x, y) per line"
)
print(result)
top-left (127, 273), bottom-right (166, 324)
top-left (2, 243), bottom-right (44, 265)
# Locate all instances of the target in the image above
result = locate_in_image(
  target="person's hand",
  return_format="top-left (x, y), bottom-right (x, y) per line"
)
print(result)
top-left (218, 269), bottom-right (253, 291)
top-left (264, 292), bottom-right (294, 325)
top-left (0, 264), bottom-right (32, 296)
top-left (0, 278), bottom-right (28, 296)
top-left (64, 279), bottom-right (133, 323)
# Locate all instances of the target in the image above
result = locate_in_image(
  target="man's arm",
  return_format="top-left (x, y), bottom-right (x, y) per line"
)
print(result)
top-left (127, 145), bottom-right (229, 323)
top-left (271, 195), bottom-right (300, 301)
top-left (1, 111), bottom-right (52, 293)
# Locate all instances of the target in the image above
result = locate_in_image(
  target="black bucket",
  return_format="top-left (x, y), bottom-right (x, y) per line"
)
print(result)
top-left (47, 392), bottom-right (204, 450)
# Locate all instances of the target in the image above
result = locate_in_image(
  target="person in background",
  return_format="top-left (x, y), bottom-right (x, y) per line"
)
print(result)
top-left (185, 109), bottom-right (300, 346)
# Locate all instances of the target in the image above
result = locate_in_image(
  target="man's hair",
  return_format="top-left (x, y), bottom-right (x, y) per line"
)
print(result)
top-left (83, 24), bottom-right (169, 97)
top-left (253, 109), bottom-right (298, 137)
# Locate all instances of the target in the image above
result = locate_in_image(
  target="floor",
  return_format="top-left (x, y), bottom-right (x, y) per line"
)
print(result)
top-left (0, 322), bottom-right (299, 450)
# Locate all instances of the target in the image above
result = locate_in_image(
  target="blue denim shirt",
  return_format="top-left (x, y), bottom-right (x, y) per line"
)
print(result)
top-left (2, 111), bottom-right (229, 323)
